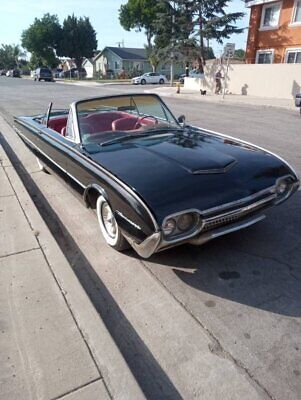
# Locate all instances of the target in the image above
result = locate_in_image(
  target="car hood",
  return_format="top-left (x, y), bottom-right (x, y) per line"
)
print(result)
top-left (88, 128), bottom-right (291, 223)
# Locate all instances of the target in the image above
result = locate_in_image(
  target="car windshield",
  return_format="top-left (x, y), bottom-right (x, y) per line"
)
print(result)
top-left (76, 94), bottom-right (180, 145)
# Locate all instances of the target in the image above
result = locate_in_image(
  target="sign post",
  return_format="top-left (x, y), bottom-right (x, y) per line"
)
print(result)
top-left (223, 43), bottom-right (235, 99)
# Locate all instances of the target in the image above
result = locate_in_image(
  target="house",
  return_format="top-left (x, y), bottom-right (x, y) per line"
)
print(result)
top-left (82, 58), bottom-right (94, 78)
top-left (94, 47), bottom-right (151, 77)
top-left (59, 58), bottom-right (76, 71)
top-left (245, 0), bottom-right (301, 63)
top-left (94, 46), bottom-right (184, 78)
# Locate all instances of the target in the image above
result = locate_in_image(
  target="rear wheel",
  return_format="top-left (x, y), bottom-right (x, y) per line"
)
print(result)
top-left (141, 79), bottom-right (146, 85)
top-left (96, 196), bottom-right (129, 251)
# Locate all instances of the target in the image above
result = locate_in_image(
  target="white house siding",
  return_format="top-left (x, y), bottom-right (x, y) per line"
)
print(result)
top-left (82, 60), bottom-right (94, 78)
top-left (95, 50), bottom-right (122, 76)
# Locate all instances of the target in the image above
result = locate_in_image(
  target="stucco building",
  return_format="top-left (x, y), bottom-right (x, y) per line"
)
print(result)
top-left (246, 0), bottom-right (301, 63)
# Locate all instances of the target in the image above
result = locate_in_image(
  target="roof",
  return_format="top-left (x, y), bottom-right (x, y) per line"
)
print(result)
top-left (245, 0), bottom-right (273, 7)
top-left (82, 58), bottom-right (93, 66)
top-left (99, 47), bottom-right (147, 61)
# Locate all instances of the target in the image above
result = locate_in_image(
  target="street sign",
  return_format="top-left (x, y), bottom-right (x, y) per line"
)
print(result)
top-left (224, 43), bottom-right (235, 59)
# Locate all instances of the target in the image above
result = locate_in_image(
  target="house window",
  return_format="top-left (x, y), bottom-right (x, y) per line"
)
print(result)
top-left (256, 50), bottom-right (274, 64)
top-left (260, 2), bottom-right (281, 29)
top-left (114, 61), bottom-right (119, 69)
top-left (292, 0), bottom-right (301, 23)
top-left (286, 49), bottom-right (301, 63)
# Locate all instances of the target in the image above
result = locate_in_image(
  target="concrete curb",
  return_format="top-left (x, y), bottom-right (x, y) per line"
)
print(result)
top-left (0, 116), bottom-right (145, 400)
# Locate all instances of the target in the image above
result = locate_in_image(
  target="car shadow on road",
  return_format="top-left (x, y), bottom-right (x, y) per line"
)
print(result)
top-left (144, 191), bottom-right (301, 317)
top-left (0, 133), bottom-right (183, 400)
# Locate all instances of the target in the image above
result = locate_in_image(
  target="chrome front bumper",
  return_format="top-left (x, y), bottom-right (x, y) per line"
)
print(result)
top-left (125, 213), bottom-right (266, 259)
top-left (126, 178), bottom-right (299, 259)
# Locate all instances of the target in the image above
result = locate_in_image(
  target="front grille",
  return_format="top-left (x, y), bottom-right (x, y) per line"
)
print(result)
top-left (202, 198), bottom-right (273, 233)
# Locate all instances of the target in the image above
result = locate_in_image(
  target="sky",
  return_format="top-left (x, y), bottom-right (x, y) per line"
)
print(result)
top-left (0, 0), bottom-right (250, 57)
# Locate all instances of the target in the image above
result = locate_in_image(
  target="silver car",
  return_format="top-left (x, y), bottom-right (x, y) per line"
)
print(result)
top-left (132, 72), bottom-right (168, 85)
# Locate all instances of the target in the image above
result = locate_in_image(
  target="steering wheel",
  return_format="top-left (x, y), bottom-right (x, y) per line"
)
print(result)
top-left (134, 115), bottom-right (158, 130)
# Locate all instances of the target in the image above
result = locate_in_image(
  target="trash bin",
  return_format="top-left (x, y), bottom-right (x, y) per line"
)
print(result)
top-left (295, 93), bottom-right (301, 107)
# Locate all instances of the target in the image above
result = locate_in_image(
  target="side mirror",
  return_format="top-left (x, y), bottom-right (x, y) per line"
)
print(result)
top-left (178, 115), bottom-right (186, 127)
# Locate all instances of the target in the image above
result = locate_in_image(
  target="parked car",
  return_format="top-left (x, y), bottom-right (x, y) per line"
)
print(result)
top-left (34, 67), bottom-right (53, 82)
top-left (295, 92), bottom-right (301, 115)
top-left (179, 69), bottom-right (204, 84)
top-left (14, 94), bottom-right (299, 258)
top-left (6, 69), bottom-right (21, 77)
top-left (0, 69), bottom-right (7, 76)
top-left (132, 72), bottom-right (168, 85)
top-left (53, 68), bottom-right (63, 78)
top-left (62, 68), bottom-right (87, 79)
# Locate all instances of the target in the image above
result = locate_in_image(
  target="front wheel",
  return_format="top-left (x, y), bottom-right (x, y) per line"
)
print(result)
top-left (141, 79), bottom-right (146, 85)
top-left (159, 78), bottom-right (164, 84)
top-left (96, 196), bottom-right (129, 251)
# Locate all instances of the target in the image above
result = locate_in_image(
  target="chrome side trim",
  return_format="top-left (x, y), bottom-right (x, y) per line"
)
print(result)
top-left (14, 119), bottom-right (159, 231)
top-left (193, 125), bottom-right (300, 179)
top-left (15, 128), bottom-right (86, 189)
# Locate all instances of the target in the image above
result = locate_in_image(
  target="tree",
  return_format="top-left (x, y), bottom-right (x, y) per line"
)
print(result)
top-left (154, 1), bottom-right (195, 65)
top-left (145, 45), bottom-right (160, 72)
top-left (0, 44), bottom-right (26, 69)
top-left (57, 15), bottom-right (97, 69)
top-left (152, 1), bottom-right (244, 71)
top-left (21, 13), bottom-right (62, 67)
top-left (190, 1), bottom-right (245, 70)
top-left (234, 48), bottom-right (246, 60)
top-left (119, 0), bottom-right (160, 48)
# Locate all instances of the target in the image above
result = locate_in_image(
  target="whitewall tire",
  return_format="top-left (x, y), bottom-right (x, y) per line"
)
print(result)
top-left (96, 196), bottom-right (129, 251)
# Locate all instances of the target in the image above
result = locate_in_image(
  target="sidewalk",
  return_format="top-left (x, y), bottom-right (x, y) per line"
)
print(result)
top-left (147, 86), bottom-right (296, 110)
top-left (0, 128), bottom-right (144, 400)
top-left (52, 76), bottom-right (296, 110)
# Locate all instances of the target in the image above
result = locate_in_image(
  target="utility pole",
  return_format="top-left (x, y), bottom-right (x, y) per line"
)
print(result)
top-left (170, 1), bottom-right (175, 87)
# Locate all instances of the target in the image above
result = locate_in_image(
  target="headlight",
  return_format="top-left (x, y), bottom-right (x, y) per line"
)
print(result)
top-left (162, 212), bottom-right (200, 239)
top-left (162, 218), bottom-right (176, 236)
top-left (177, 213), bottom-right (197, 231)
top-left (276, 180), bottom-right (288, 195)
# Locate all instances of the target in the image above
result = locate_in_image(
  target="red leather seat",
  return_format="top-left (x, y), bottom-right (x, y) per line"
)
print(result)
top-left (48, 117), bottom-right (68, 134)
top-left (112, 116), bottom-right (139, 131)
top-left (85, 112), bottom-right (126, 132)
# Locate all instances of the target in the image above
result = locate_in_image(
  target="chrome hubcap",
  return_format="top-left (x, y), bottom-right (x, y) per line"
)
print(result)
top-left (102, 203), bottom-right (117, 238)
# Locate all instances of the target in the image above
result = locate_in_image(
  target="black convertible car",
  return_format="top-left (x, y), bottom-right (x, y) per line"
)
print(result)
top-left (14, 94), bottom-right (299, 258)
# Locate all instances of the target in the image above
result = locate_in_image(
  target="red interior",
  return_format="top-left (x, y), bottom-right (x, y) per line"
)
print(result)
top-left (48, 117), bottom-right (68, 135)
top-left (48, 112), bottom-right (156, 137)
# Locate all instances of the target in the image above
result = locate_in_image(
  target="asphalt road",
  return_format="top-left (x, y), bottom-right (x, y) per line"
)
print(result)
top-left (1, 76), bottom-right (300, 400)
